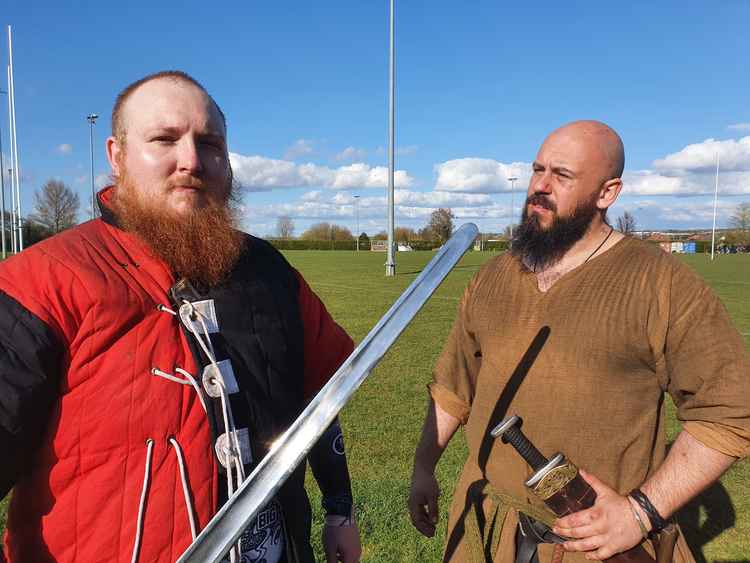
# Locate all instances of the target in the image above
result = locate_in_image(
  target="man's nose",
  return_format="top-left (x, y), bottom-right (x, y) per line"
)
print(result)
top-left (176, 137), bottom-right (204, 175)
top-left (532, 171), bottom-right (552, 193)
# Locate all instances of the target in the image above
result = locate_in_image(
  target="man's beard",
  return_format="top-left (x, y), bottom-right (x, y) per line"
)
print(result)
top-left (511, 192), bottom-right (601, 272)
top-left (112, 170), bottom-right (245, 288)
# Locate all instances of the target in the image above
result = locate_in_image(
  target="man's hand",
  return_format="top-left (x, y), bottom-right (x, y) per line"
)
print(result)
top-left (408, 464), bottom-right (440, 537)
top-left (552, 469), bottom-right (645, 561)
top-left (322, 518), bottom-right (362, 563)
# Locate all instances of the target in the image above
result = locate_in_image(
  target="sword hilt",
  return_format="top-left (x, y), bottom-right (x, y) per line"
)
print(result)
top-left (491, 415), bottom-right (548, 472)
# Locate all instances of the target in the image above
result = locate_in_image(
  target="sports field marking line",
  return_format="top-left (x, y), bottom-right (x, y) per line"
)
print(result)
top-left (310, 281), bottom-right (461, 302)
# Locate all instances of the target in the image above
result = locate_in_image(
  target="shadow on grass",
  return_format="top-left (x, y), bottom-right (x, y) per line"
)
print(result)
top-left (398, 264), bottom-right (482, 277)
top-left (675, 472), bottom-right (739, 563)
top-left (444, 326), bottom-right (551, 561)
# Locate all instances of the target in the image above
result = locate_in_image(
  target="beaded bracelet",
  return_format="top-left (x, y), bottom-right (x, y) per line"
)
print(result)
top-left (629, 488), bottom-right (668, 534)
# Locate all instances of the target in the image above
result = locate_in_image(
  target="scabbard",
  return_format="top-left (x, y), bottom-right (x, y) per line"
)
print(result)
top-left (526, 457), bottom-right (655, 563)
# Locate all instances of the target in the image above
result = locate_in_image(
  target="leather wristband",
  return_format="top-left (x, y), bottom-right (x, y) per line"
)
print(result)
top-left (629, 488), bottom-right (668, 534)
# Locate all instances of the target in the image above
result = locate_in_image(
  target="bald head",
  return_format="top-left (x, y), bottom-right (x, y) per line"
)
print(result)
top-left (544, 120), bottom-right (625, 182)
top-left (111, 70), bottom-right (226, 144)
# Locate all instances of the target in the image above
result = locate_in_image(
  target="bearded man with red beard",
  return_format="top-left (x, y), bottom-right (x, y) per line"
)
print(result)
top-left (0, 71), bottom-right (362, 563)
top-left (408, 121), bottom-right (750, 563)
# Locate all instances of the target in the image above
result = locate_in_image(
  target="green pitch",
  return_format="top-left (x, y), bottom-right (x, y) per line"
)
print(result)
top-left (1, 250), bottom-right (747, 561)
top-left (291, 250), bottom-right (750, 562)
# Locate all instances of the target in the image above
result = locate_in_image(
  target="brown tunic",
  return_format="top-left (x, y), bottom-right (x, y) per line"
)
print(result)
top-left (431, 237), bottom-right (750, 562)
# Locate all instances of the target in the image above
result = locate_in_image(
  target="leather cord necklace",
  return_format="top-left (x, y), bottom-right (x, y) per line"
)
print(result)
top-left (583, 226), bottom-right (614, 264)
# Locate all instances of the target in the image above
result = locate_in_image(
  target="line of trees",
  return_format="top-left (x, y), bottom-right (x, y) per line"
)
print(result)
top-left (1, 179), bottom-right (82, 248)
top-left (277, 208), bottom-right (457, 246)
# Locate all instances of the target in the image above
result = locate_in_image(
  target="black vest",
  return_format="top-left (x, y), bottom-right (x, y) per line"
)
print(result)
top-left (173, 235), bottom-right (313, 563)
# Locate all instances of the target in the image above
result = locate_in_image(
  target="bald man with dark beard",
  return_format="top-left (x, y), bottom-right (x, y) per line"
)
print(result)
top-left (408, 121), bottom-right (750, 562)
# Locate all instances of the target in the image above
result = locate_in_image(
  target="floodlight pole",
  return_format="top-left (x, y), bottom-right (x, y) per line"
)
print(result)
top-left (0, 88), bottom-right (6, 259)
top-left (507, 176), bottom-right (518, 243)
top-left (710, 152), bottom-right (720, 261)
top-left (87, 114), bottom-right (99, 218)
top-left (354, 195), bottom-right (360, 252)
top-left (8, 26), bottom-right (22, 251)
top-left (385, 0), bottom-right (396, 276)
top-left (6, 67), bottom-right (16, 254)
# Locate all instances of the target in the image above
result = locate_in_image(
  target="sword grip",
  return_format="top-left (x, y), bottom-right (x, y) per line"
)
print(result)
top-left (501, 424), bottom-right (548, 471)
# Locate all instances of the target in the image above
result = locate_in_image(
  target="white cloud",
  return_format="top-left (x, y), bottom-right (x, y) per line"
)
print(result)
top-left (624, 169), bottom-right (750, 196)
top-left (239, 189), bottom-right (506, 229)
top-left (301, 190), bottom-right (323, 201)
top-left (653, 136), bottom-right (750, 173)
top-left (728, 123), bottom-right (750, 131)
top-left (283, 139), bottom-right (315, 160)
top-left (57, 143), bottom-right (73, 155)
top-left (434, 158), bottom-right (529, 193)
top-left (229, 153), bottom-right (415, 191)
top-left (335, 146), bottom-right (368, 161)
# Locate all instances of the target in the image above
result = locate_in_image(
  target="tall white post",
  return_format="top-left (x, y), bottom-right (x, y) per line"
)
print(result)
top-left (710, 152), bottom-right (720, 261)
top-left (8, 26), bottom-right (22, 251)
top-left (6, 66), bottom-right (16, 253)
top-left (87, 114), bottom-right (99, 218)
top-left (0, 88), bottom-right (6, 259)
top-left (385, 0), bottom-right (396, 276)
top-left (354, 195), bottom-right (360, 252)
top-left (508, 176), bottom-right (518, 247)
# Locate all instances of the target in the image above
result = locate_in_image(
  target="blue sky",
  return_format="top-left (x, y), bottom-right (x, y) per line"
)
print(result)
top-left (3, 0), bottom-right (750, 236)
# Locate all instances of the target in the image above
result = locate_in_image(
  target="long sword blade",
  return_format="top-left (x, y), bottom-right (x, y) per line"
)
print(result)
top-left (177, 223), bottom-right (479, 563)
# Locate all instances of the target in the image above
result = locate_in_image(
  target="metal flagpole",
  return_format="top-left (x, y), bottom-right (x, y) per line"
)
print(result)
top-left (0, 89), bottom-right (6, 259)
top-left (354, 195), bottom-right (360, 252)
top-left (710, 152), bottom-right (720, 261)
top-left (385, 0), bottom-right (396, 276)
top-left (8, 27), bottom-right (22, 251)
top-left (6, 67), bottom-right (15, 254)
top-left (87, 114), bottom-right (99, 218)
top-left (507, 176), bottom-right (518, 241)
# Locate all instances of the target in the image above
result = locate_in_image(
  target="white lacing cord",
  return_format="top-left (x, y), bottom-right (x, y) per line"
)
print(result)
top-left (169, 437), bottom-right (199, 541)
top-left (157, 304), bottom-right (178, 315)
top-left (131, 438), bottom-right (155, 563)
top-left (181, 300), bottom-right (244, 562)
top-left (151, 367), bottom-right (207, 413)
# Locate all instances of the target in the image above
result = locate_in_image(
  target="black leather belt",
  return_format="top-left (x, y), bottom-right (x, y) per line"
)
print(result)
top-left (514, 512), bottom-right (566, 563)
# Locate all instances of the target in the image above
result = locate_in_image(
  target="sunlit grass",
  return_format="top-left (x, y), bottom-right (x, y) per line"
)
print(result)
top-left (1, 250), bottom-right (747, 561)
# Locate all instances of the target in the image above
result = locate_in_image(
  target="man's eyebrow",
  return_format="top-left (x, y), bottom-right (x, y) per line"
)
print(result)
top-left (145, 126), bottom-right (225, 141)
top-left (551, 165), bottom-right (576, 177)
top-left (145, 125), bottom-right (183, 136)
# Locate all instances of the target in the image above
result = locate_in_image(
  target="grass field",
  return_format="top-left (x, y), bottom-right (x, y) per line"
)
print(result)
top-left (1, 249), bottom-right (748, 561)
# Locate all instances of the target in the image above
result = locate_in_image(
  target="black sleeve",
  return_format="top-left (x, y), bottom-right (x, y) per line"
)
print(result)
top-left (0, 291), bottom-right (64, 498)
top-left (308, 417), bottom-right (353, 517)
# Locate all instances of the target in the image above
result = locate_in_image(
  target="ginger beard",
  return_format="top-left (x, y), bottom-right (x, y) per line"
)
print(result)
top-left (511, 190), bottom-right (602, 272)
top-left (112, 161), bottom-right (245, 288)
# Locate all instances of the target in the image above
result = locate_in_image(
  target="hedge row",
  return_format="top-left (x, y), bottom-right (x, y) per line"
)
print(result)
top-left (268, 238), bottom-right (513, 252)
top-left (269, 239), bottom-right (368, 251)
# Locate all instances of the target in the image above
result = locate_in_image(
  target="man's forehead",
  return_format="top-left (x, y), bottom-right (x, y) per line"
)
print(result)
top-left (537, 130), bottom-right (598, 167)
top-left (121, 78), bottom-right (225, 135)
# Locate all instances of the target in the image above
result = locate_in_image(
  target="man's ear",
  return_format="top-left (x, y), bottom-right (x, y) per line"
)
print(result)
top-left (106, 136), bottom-right (122, 178)
top-left (597, 178), bottom-right (623, 211)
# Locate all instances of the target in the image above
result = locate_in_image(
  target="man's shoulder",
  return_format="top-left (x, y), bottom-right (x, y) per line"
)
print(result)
top-left (614, 237), bottom-right (691, 274)
top-left (2, 220), bottom-right (103, 269)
